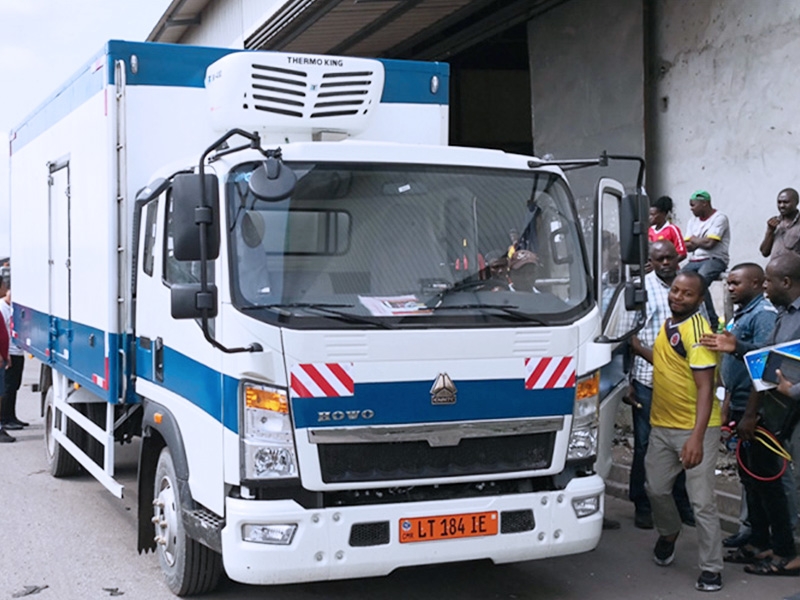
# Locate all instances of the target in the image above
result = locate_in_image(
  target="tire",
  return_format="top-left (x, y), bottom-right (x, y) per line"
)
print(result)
top-left (154, 447), bottom-right (222, 596)
top-left (39, 364), bottom-right (53, 414)
top-left (44, 386), bottom-right (82, 477)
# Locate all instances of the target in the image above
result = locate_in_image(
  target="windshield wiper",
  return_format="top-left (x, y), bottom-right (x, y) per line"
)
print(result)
top-left (427, 277), bottom-right (507, 309)
top-left (431, 303), bottom-right (546, 324)
top-left (245, 302), bottom-right (395, 329)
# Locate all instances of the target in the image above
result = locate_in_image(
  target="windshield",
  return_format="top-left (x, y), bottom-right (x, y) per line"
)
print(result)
top-left (226, 161), bottom-right (591, 328)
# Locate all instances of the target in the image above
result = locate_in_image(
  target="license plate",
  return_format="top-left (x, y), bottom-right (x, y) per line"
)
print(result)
top-left (399, 511), bottom-right (498, 543)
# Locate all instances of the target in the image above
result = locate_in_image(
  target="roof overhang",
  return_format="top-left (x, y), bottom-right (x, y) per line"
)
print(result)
top-left (147, 0), bottom-right (568, 60)
top-left (147, 0), bottom-right (213, 44)
top-left (245, 0), bottom-right (568, 60)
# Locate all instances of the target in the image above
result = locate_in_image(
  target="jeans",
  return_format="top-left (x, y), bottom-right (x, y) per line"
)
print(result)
top-left (682, 257), bottom-right (727, 326)
top-left (727, 409), bottom-right (751, 535)
top-left (630, 380), bottom-right (693, 518)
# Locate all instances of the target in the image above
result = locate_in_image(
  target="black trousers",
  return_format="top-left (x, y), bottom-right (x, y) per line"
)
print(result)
top-left (0, 355), bottom-right (25, 423)
top-left (742, 469), bottom-right (796, 558)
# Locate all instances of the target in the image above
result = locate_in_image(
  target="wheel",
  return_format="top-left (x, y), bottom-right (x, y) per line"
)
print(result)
top-left (154, 447), bottom-right (222, 596)
top-left (44, 386), bottom-right (81, 477)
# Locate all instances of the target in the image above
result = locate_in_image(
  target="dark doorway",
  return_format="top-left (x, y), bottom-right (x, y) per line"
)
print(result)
top-left (447, 22), bottom-right (532, 155)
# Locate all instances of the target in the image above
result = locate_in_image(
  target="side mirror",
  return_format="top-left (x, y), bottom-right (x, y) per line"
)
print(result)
top-left (249, 158), bottom-right (297, 202)
top-left (171, 283), bottom-right (218, 319)
top-left (171, 174), bottom-right (220, 261)
top-left (624, 280), bottom-right (647, 311)
top-left (619, 193), bottom-right (648, 265)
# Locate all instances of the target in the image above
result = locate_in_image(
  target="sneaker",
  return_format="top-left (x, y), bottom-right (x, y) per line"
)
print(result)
top-left (695, 570), bottom-right (722, 592)
top-left (0, 428), bottom-right (16, 443)
top-left (653, 535), bottom-right (676, 566)
top-left (634, 511), bottom-right (654, 529)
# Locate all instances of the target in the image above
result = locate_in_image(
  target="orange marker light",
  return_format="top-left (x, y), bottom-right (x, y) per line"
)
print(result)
top-left (153, 412), bottom-right (163, 424)
top-left (576, 372), bottom-right (599, 400)
top-left (245, 386), bottom-right (288, 414)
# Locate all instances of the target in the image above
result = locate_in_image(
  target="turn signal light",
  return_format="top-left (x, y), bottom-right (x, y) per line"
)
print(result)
top-left (245, 386), bottom-right (288, 414)
top-left (576, 372), bottom-right (599, 400)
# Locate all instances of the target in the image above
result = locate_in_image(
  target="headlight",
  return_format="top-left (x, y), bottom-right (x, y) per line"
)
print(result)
top-left (568, 372), bottom-right (599, 460)
top-left (572, 494), bottom-right (601, 518)
top-left (241, 382), bottom-right (299, 480)
top-left (242, 523), bottom-right (297, 545)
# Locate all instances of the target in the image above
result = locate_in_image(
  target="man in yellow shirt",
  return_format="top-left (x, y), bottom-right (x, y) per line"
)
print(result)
top-left (645, 270), bottom-right (723, 592)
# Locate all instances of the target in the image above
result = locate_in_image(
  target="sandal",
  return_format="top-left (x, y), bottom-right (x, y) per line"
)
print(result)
top-left (744, 557), bottom-right (800, 576)
top-left (724, 546), bottom-right (770, 564)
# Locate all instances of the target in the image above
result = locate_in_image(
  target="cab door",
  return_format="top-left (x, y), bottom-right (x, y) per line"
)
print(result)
top-left (595, 177), bottom-right (632, 481)
top-left (133, 185), bottom-right (226, 517)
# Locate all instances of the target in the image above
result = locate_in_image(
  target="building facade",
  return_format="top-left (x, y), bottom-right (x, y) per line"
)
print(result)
top-left (148, 0), bottom-right (799, 269)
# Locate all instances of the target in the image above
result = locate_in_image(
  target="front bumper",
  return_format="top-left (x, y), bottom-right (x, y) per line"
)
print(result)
top-left (221, 474), bottom-right (604, 585)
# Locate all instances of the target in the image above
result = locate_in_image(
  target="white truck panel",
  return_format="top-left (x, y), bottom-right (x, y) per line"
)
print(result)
top-left (12, 90), bottom-right (113, 331)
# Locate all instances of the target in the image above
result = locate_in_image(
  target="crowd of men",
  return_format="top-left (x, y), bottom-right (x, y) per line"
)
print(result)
top-left (624, 187), bottom-right (800, 592)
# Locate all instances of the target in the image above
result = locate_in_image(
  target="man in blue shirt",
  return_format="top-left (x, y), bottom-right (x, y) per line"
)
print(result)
top-left (700, 263), bottom-right (777, 553)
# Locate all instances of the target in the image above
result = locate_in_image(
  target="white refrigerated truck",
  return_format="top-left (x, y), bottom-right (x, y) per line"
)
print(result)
top-left (9, 40), bottom-right (646, 595)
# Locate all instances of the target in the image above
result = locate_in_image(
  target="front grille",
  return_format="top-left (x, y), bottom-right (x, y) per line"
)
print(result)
top-left (500, 510), bottom-right (535, 533)
top-left (318, 433), bottom-right (555, 483)
top-left (349, 521), bottom-right (390, 547)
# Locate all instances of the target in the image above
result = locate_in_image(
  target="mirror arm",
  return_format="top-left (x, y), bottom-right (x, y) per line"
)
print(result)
top-left (200, 315), bottom-right (263, 354)
top-left (209, 141), bottom-right (259, 163)
top-left (195, 128), bottom-right (266, 354)
top-left (594, 308), bottom-right (647, 344)
top-left (199, 128), bottom-right (263, 169)
top-left (539, 153), bottom-right (646, 190)
top-left (603, 154), bottom-right (645, 190)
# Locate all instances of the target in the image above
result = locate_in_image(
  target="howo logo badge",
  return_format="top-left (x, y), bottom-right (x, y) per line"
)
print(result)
top-left (430, 373), bottom-right (457, 405)
top-left (317, 409), bottom-right (374, 422)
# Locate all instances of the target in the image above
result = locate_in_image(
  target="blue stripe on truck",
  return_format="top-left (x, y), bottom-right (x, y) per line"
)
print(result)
top-left (13, 303), bottom-right (122, 403)
top-left (16, 304), bottom-right (571, 434)
top-left (290, 381), bottom-right (573, 429)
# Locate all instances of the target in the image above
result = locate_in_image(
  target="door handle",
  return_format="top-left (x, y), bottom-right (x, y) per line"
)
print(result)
top-left (154, 337), bottom-right (164, 383)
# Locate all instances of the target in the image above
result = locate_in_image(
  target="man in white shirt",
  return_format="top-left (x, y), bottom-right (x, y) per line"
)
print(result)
top-left (683, 190), bottom-right (730, 327)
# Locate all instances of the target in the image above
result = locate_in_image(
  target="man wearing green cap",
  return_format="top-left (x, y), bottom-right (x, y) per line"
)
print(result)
top-left (683, 190), bottom-right (730, 326)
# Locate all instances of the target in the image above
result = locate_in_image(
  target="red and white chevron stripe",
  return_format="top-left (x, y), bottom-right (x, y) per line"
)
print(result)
top-left (290, 362), bottom-right (354, 398)
top-left (524, 356), bottom-right (576, 389)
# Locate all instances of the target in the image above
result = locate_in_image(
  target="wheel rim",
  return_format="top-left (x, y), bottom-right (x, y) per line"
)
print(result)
top-left (155, 473), bottom-right (180, 567)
